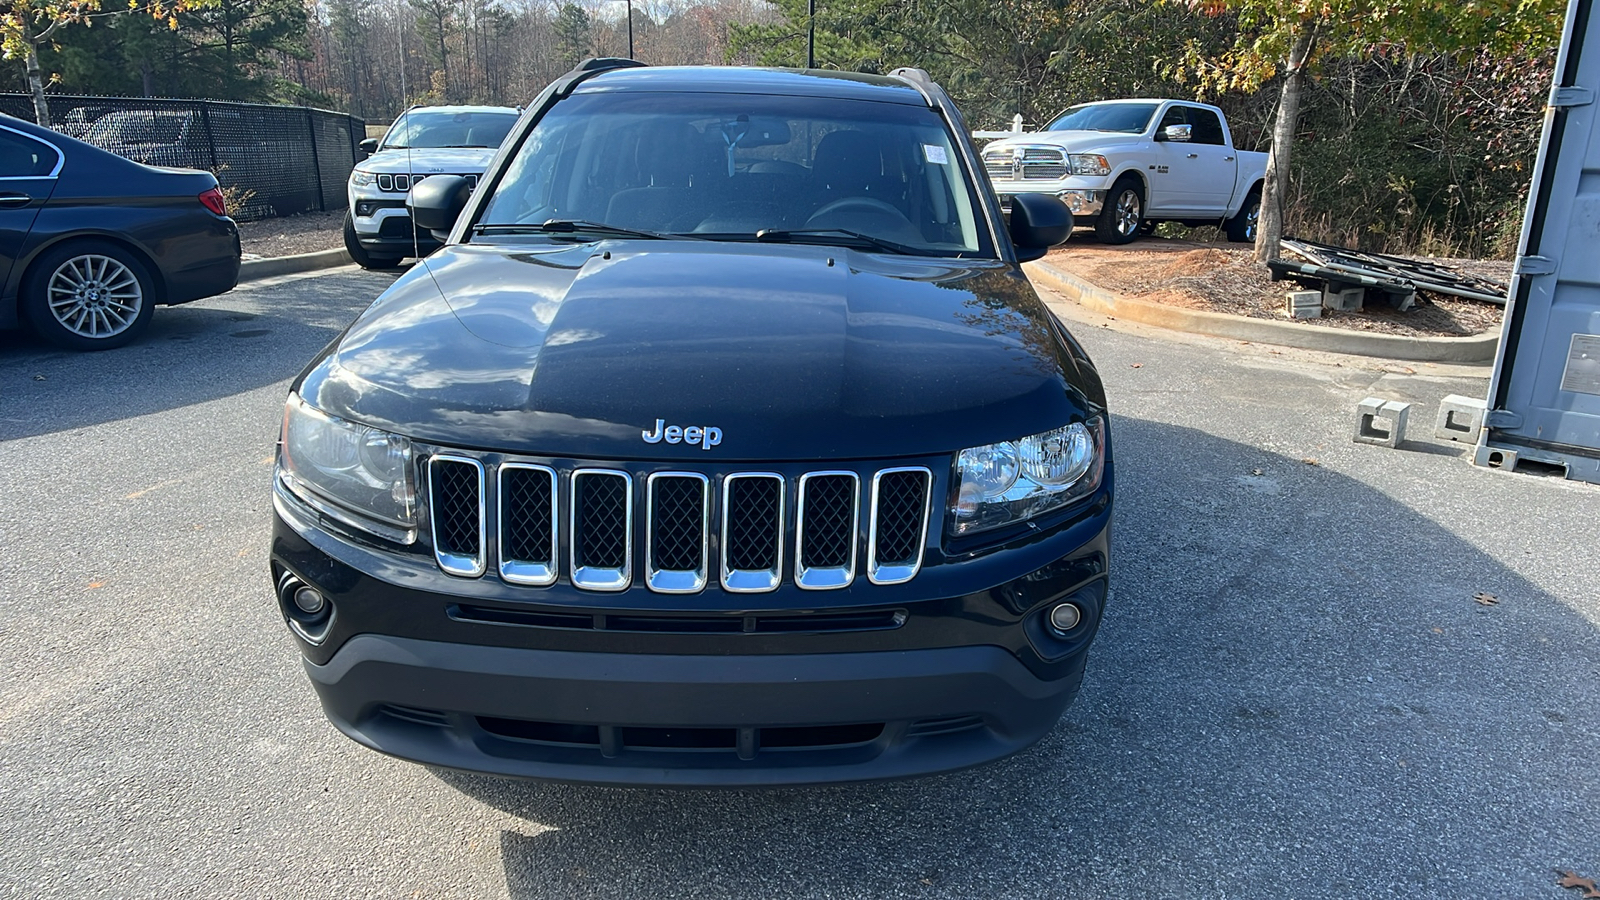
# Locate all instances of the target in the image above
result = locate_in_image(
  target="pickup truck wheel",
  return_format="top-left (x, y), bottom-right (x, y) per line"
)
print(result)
top-left (344, 212), bottom-right (403, 270)
top-left (1226, 190), bottom-right (1261, 243)
top-left (22, 241), bottom-right (156, 351)
top-left (1095, 179), bottom-right (1144, 244)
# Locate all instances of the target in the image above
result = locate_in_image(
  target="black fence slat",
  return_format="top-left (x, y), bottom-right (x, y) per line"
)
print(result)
top-left (1, 93), bottom-right (366, 223)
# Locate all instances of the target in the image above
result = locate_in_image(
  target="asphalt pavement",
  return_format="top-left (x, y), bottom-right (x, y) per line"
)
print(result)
top-left (0, 265), bottom-right (1595, 899)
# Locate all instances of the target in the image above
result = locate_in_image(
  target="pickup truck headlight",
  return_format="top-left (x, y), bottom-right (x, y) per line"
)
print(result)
top-left (350, 168), bottom-right (376, 187)
top-left (1067, 154), bottom-right (1111, 177)
top-left (277, 395), bottom-right (416, 543)
top-left (949, 417), bottom-right (1105, 536)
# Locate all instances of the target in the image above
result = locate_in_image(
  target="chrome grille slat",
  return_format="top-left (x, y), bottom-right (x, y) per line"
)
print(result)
top-left (646, 473), bottom-right (709, 594)
top-left (498, 463), bottom-right (557, 586)
top-left (868, 467), bottom-right (932, 585)
top-left (428, 455), bottom-right (485, 577)
top-left (721, 473), bottom-right (785, 593)
top-left (795, 471), bottom-right (859, 591)
top-left (570, 470), bottom-right (632, 591)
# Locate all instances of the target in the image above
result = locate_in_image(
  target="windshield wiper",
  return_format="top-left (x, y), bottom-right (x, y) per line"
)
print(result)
top-left (472, 220), bottom-right (699, 241)
top-left (755, 228), bottom-right (926, 256)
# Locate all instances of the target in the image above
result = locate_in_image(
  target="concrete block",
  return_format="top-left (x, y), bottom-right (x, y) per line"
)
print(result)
top-left (1322, 285), bottom-right (1364, 311)
top-left (1434, 394), bottom-right (1487, 443)
top-left (1286, 291), bottom-right (1322, 319)
top-left (1354, 397), bottom-right (1411, 447)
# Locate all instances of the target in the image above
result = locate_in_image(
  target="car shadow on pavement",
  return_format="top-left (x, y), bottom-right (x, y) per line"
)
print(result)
top-left (435, 414), bottom-right (1599, 899)
top-left (0, 270), bottom-right (392, 442)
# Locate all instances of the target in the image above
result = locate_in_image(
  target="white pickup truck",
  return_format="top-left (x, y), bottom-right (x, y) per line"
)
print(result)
top-left (981, 99), bottom-right (1269, 244)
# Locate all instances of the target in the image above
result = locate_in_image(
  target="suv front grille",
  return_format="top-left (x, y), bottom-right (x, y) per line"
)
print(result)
top-left (375, 172), bottom-right (479, 193)
top-left (425, 455), bottom-right (934, 594)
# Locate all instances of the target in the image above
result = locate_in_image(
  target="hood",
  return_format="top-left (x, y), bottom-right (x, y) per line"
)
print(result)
top-left (984, 132), bottom-right (1147, 155)
top-left (357, 147), bottom-right (497, 175)
top-left (298, 241), bottom-right (1097, 461)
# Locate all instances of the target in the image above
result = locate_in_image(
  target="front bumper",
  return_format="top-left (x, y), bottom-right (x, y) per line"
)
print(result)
top-left (271, 461), bottom-right (1113, 786)
top-left (995, 185), bottom-right (1105, 217)
top-left (308, 634), bottom-right (1087, 786)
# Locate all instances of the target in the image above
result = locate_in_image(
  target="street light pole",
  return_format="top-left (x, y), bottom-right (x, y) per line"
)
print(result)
top-left (627, 0), bottom-right (634, 59)
top-left (807, 0), bottom-right (815, 68)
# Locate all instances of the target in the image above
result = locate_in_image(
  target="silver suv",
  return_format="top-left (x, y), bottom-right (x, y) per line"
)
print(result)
top-left (343, 105), bottom-right (519, 269)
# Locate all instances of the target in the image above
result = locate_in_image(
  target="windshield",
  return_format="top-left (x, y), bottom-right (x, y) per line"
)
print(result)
top-left (382, 110), bottom-right (519, 150)
top-left (477, 91), bottom-right (990, 257)
top-left (1045, 103), bottom-right (1159, 134)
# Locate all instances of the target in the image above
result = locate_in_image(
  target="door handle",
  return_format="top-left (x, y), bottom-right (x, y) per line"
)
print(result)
top-left (0, 192), bottom-right (31, 209)
top-left (1186, 153), bottom-right (1199, 159)
top-left (1225, 156), bottom-right (1236, 161)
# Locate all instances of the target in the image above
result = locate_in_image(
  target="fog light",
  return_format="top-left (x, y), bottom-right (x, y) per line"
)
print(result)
top-left (1048, 602), bottom-right (1082, 634)
top-left (292, 586), bottom-right (326, 615)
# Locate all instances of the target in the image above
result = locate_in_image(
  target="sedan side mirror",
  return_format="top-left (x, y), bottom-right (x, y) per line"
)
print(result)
top-left (358, 137), bottom-right (379, 157)
top-left (408, 174), bottom-right (472, 241)
top-left (1156, 124), bottom-right (1192, 143)
top-left (1008, 193), bottom-right (1073, 262)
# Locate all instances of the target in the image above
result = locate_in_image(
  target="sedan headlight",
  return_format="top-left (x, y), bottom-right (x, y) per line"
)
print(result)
top-left (1068, 154), bottom-right (1111, 177)
top-left (277, 395), bottom-right (416, 543)
top-left (350, 168), bottom-right (376, 187)
top-left (949, 417), bottom-right (1105, 536)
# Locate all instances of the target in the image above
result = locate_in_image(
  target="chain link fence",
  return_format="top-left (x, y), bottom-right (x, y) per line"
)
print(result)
top-left (0, 94), bottom-right (365, 222)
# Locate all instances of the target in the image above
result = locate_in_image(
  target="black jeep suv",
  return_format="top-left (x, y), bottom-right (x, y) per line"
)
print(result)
top-left (270, 60), bottom-right (1111, 786)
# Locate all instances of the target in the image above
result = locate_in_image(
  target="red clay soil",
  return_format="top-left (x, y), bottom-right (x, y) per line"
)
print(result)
top-left (1045, 237), bottom-right (1508, 337)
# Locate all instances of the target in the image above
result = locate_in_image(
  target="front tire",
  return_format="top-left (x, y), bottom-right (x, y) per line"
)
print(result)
top-left (1095, 178), bottom-right (1144, 244)
top-left (22, 241), bottom-right (155, 351)
top-left (344, 212), bottom-right (403, 270)
top-left (1226, 189), bottom-right (1261, 243)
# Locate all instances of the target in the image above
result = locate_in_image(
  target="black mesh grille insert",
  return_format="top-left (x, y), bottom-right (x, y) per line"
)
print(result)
top-left (800, 475), bottom-right (855, 569)
top-left (725, 478), bottom-right (781, 571)
top-left (574, 474), bottom-right (629, 569)
top-left (430, 459), bottom-right (480, 557)
top-left (874, 470), bottom-right (928, 565)
top-left (650, 476), bottom-right (704, 572)
top-left (501, 468), bottom-right (554, 564)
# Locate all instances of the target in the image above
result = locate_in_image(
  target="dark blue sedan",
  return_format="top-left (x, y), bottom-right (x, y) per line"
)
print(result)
top-left (1, 113), bottom-right (240, 350)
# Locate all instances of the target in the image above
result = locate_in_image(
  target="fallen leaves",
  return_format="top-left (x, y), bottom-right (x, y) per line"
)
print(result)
top-left (87, 581), bottom-right (104, 589)
top-left (1555, 870), bottom-right (1600, 899)
top-left (1474, 591), bottom-right (1500, 607)
top-left (1250, 467), bottom-right (1264, 476)
top-left (1301, 457), bottom-right (1320, 466)
top-left (1130, 363), bottom-right (1143, 368)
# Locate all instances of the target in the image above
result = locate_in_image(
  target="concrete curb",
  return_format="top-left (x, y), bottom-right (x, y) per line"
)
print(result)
top-left (238, 248), bottom-right (352, 282)
top-left (1026, 260), bottom-right (1502, 364)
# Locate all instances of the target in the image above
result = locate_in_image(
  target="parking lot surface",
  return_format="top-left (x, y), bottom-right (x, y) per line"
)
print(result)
top-left (1, 267), bottom-right (1595, 899)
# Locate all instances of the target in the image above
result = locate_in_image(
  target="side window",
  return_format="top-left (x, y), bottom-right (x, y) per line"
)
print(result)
top-left (1188, 108), bottom-right (1226, 145)
top-left (1157, 106), bottom-right (1187, 133)
top-left (0, 130), bottom-right (57, 177)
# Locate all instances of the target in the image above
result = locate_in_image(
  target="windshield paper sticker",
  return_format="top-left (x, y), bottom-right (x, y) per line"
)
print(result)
top-left (923, 144), bottom-right (949, 165)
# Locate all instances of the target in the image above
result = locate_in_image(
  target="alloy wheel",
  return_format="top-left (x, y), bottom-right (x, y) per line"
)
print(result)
top-left (1116, 190), bottom-right (1141, 236)
top-left (47, 255), bottom-right (143, 340)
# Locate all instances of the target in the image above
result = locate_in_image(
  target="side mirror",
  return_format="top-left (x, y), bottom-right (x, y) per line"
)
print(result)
top-left (408, 174), bottom-right (472, 241)
top-left (1008, 193), bottom-right (1073, 262)
top-left (1156, 124), bottom-right (1192, 143)
top-left (358, 137), bottom-right (379, 157)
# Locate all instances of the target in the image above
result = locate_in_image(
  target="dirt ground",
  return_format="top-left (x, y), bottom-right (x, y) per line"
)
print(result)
top-left (1046, 237), bottom-right (1509, 337)
top-left (237, 210), bottom-right (344, 259)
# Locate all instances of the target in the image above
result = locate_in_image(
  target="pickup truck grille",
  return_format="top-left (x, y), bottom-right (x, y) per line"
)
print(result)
top-left (983, 146), bottom-right (1069, 181)
top-left (425, 455), bottom-right (934, 594)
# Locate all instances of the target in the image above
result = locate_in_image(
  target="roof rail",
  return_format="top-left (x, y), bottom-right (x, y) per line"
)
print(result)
top-left (888, 67), bottom-right (936, 107)
top-left (549, 57), bottom-right (649, 100)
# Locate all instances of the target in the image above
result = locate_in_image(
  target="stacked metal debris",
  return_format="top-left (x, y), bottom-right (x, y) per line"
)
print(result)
top-left (1268, 238), bottom-right (1511, 312)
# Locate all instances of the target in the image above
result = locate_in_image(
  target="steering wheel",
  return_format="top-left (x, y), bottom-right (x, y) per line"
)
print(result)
top-left (807, 197), bottom-right (910, 227)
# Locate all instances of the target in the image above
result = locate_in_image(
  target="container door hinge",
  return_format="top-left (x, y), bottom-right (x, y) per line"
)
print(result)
top-left (1515, 255), bottom-right (1556, 277)
top-left (1551, 86), bottom-right (1594, 108)
top-left (1485, 409), bottom-right (1523, 429)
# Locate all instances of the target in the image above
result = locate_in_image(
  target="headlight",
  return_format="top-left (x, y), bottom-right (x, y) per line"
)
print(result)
top-left (1068, 154), bottom-right (1111, 177)
top-left (949, 417), bottom-right (1105, 536)
top-left (277, 395), bottom-right (416, 543)
top-left (350, 169), bottom-right (376, 187)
